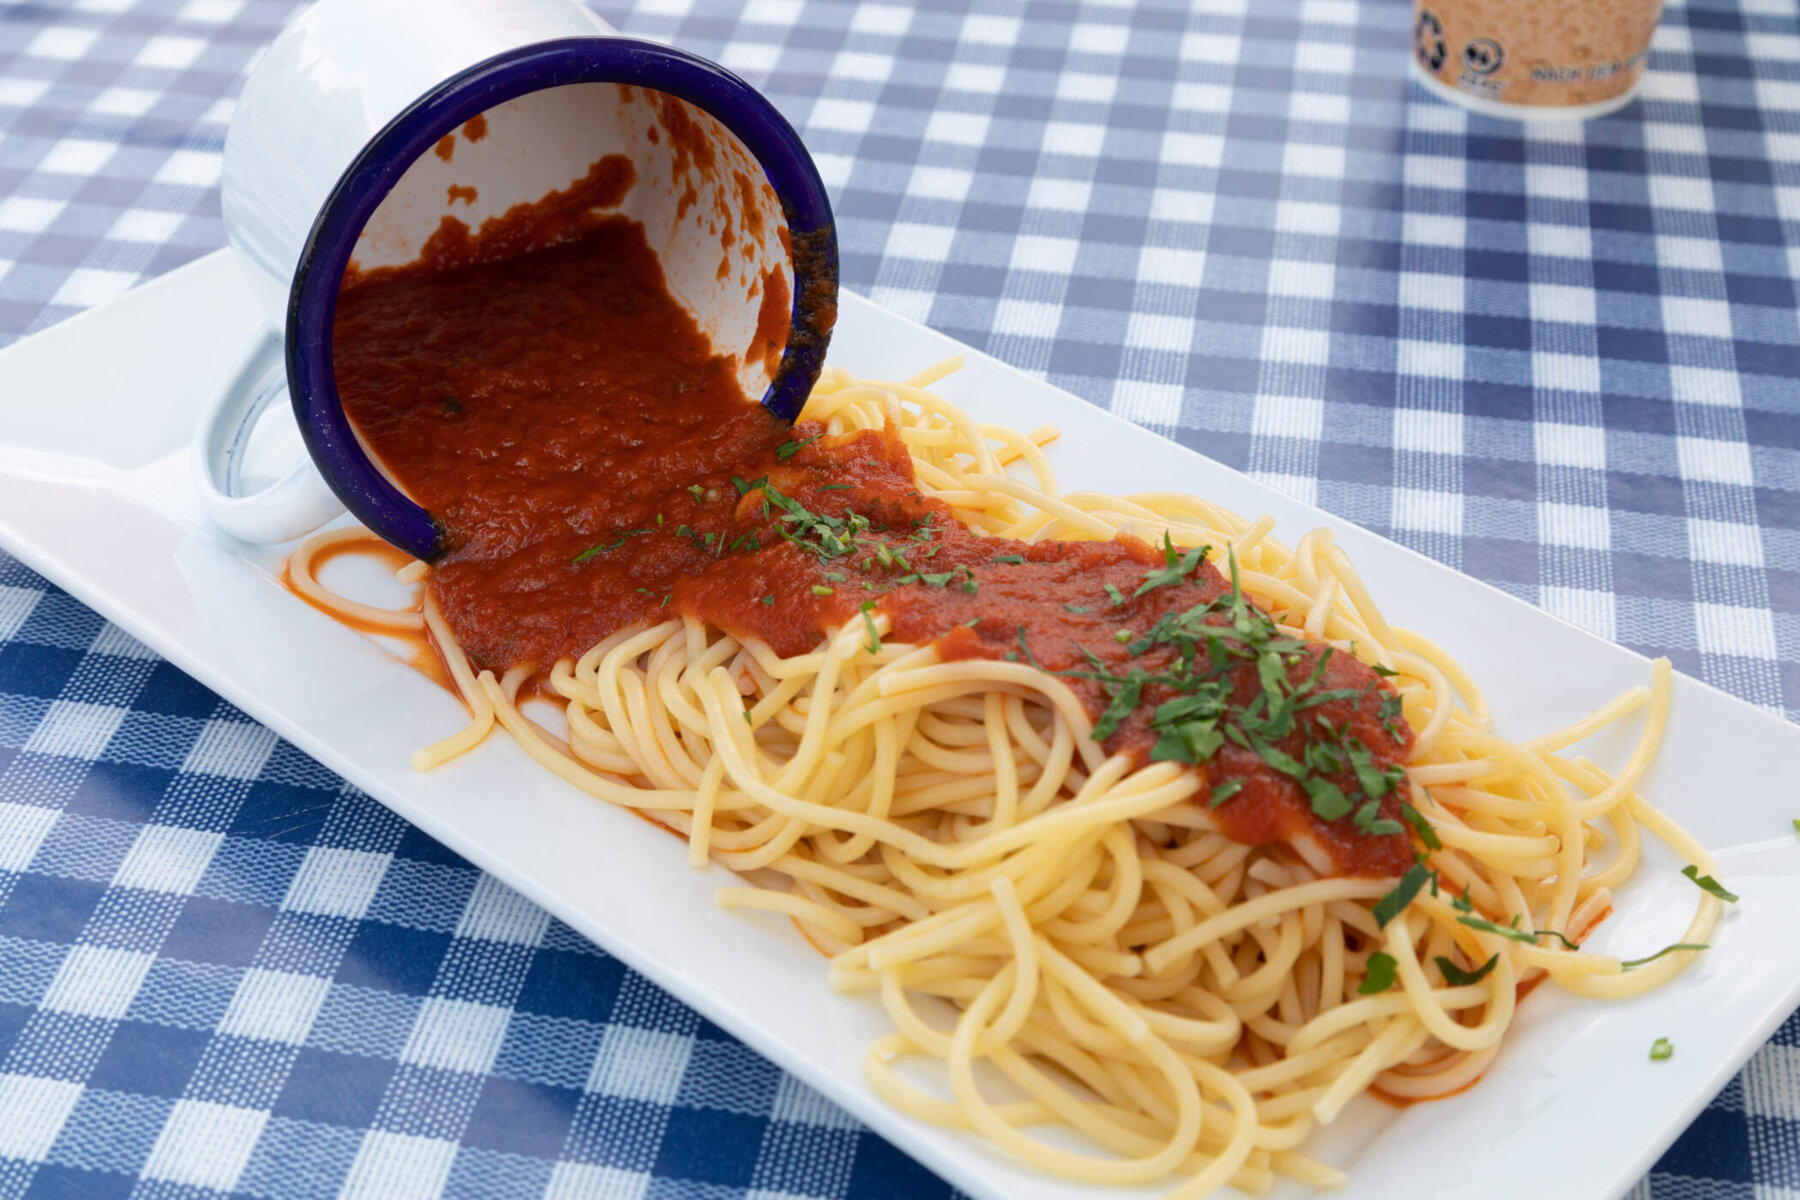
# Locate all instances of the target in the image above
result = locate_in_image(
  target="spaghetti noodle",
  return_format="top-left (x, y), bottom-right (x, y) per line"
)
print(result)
top-left (296, 358), bottom-right (1723, 1198)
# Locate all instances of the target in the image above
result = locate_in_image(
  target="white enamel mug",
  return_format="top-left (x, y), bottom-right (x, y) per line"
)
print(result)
top-left (197, 0), bottom-right (837, 558)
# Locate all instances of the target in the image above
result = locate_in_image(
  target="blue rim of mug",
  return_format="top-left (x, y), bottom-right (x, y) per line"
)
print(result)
top-left (286, 37), bottom-right (839, 562)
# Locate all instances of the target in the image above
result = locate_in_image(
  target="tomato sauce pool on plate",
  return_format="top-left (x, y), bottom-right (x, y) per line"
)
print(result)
top-left (331, 162), bottom-right (1417, 877)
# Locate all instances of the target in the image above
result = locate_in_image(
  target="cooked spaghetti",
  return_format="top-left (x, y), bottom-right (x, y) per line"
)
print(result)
top-left (294, 193), bottom-right (1726, 1196)
top-left (296, 355), bottom-right (1724, 1196)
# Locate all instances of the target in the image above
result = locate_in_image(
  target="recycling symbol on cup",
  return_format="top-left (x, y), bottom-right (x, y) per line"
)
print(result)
top-left (1461, 37), bottom-right (1505, 76)
top-left (1415, 10), bottom-right (1447, 71)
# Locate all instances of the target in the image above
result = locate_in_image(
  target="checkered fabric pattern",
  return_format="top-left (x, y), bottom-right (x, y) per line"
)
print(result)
top-left (1, 0), bottom-right (1797, 1197)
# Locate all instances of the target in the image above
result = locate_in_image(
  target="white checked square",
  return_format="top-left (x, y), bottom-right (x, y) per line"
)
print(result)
top-left (1671, 366), bottom-right (1743, 408)
top-left (808, 99), bottom-right (873, 134)
top-left (153, 151), bottom-right (222, 188)
top-left (545, 1164), bottom-right (652, 1200)
top-left (962, 14), bottom-right (1020, 44)
top-left (1542, 587), bottom-right (1616, 640)
top-left (1057, 72), bottom-right (1116, 103)
top-left (1282, 142), bottom-right (1344, 179)
top-left (178, 0), bottom-right (246, 21)
top-left (455, 873), bottom-right (551, 946)
top-left (1747, 31), bottom-right (1800, 60)
top-left (1535, 421), bottom-right (1607, 469)
top-left (867, 285), bottom-right (931, 322)
top-left (925, 110), bottom-right (989, 146)
top-left (912, 166), bottom-right (973, 201)
top-left (1171, 82), bottom-right (1232, 112)
top-left (39, 140), bottom-right (116, 176)
top-left (1392, 488), bottom-right (1462, 535)
top-left (1644, 122), bottom-right (1707, 155)
top-left (0, 79), bottom-right (51, 108)
top-left (848, 4), bottom-right (909, 35)
top-left (993, 298), bottom-right (1060, 339)
top-left (830, 52), bottom-right (892, 83)
top-left (90, 87), bottom-right (160, 117)
top-left (1301, 0), bottom-right (1359, 22)
top-left (1394, 409), bottom-right (1463, 456)
top-left (1181, 32), bottom-right (1241, 63)
top-left (183, 718), bottom-right (278, 779)
top-left (1251, 394), bottom-right (1324, 441)
top-left (883, 222), bottom-right (954, 264)
top-left (1398, 271), bottom-right (1463, 313)
top-left (1149, 187), bottom-right (1213, 223)
top-left (1126, 313), bottom-right (1192, 353)
top-left (1770, 182), bottom-right (1800, 221)
top-left (1294, 41), bottom-right (1354, 73)
top-left (401, 997), bottom-right (511, 1074)
top-left (1262, 325), bottom-right (1331, 366)
top-left (142, 1101), bottom-right (267, 1191)
top-left (41, 945), bottom-right (155, 1020)
top-left (0, 198), bottom-right (66, 234)
top-left (1656, 233), bottom-right (1728, 273)
top-left (51, 269), bottom-right (138, 309)
top-left (1677, 436), bottom-right (1754, 485)
top-left (741, 0), bottom-right (799, 24)
top-left (1531, 283), bottom-right (1597, 326)
top-left (282, 847), bottom-right (391, 918)
top-left (135, 36), bottom-right (206, 70)
top-left (1136, 246), bottom-right (1205, 285)
top-left (1403, 212), bottom-right (1463, 246)
top-left (1399, 339), bottom-right (1463, 379)
top-left (1043, 122), bottom-right (1105, 157)
top-left (1268, 258), bottom-right (1335, 299)
top-left (1110, 380), bottom-right (1184, 427)
top-left (1252, 472), bottom-right (1318, 506)
top-left (1525, 164), bottom-right (1587, 199)
top-left (1647, 173), bottom-right (1714, 212)
top-left (1289, 91), bottom-right (1350, 123)
top-left (1010, 235), bottom-right (1079, 275)
top-left (585, 1025), bottom-right (693, 1103)
top-left (1688, 518), bottom-right (1765, 568)
top-left (719, 43), bottom-right (777, 75)
top-left (0, 1075), bottom-right (83, 1161)
top-left (218, 969), bottom-right (331, 1045)
top-left (0, 585), bottom-right (38, 641)
top-left (90, 624), bottom-right (157, 660)
top-left (1743, 1043), bottom-right (1800, 1121)
top-left (113, 825), bottom-right (223, 894)
top-left (1070, 23), bottom-right (1129, 56)
top-left (340, 1131), bottom-right (458, 1200)
top-left (1276, 201), bottom-right (1339, 236)
top-left (1029, 176), bottom-right (1091, 211)
top-left (0, 803), bottom-right (58, 873)
top-left (811, 152), bottom-right (852, 189)
top-left (1695, 604), bottom-right (1779, 659)
top-left (1643, 71), bottom-right (1700, 102)
top-left (1757, 78), bottom-right (1800, 111)
top-left (24, 700), bottom-right (125, 759)
top-left (1533, 351), bottom-right (1601, 393)
top-left (1529, 222), bottom-right (1592, 260)
top-left (1405, 154), bottom-right (1464, 191)
top-left (769, 1073), bottom-right (863, 1130)
top-left (944, 63), bottom-right (1004, 93)
top-left (26, 26), bottom-right (99, 61)
top-left (1539, 503), bottom-right (1611, 550)
top-left (108, 209), bottom-right (185, 244)
top-left (1662, 296), bottom-right (1733, 339)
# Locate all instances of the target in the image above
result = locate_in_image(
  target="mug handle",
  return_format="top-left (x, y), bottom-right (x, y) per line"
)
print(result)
top-left (192, 331), bottom-right (344, 544)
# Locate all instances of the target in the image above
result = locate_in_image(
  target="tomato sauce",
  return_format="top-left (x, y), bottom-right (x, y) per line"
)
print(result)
top-left (332, 180), bottom-right (1414, 877)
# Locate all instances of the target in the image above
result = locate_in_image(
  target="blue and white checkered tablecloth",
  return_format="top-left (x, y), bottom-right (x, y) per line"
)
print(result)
top-left (1, 0), bottom-right (1797, 1197)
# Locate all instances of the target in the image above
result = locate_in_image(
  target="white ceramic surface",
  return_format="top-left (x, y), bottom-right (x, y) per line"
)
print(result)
top-left (0, 251), bottom-right (1796, 1200)
top-left (221, 0), bottom-right (612, 330)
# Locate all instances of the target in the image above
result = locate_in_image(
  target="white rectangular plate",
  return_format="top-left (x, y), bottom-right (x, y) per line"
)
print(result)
top-left (2, 250), bottom-right (1797, 1200)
